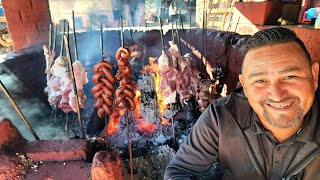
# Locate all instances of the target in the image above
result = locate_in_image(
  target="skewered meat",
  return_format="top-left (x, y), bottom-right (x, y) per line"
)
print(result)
top-left (68, 60), bottom-right (88, 112)
top-left (114, 47), bottom-right (136, 111)
top-left (43, 45), bottom-right (56, 81)
top-left (158, 50), bottom-right (177, 104)
top-left (91, 60), bottom-right (115, 117)
top-left (73, 61), bottom-right (89, 89)
top-left (167, 42), bottom-right (200, 105)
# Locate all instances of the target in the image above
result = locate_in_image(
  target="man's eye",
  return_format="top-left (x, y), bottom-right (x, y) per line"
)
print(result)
top-left (284, 75), bottom-right (297, 80)
top-left (254, 80), bottom-right (265, 83)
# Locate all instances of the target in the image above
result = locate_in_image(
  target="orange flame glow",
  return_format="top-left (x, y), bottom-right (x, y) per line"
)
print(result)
top-left (142, 57), bottom-right (169, 125)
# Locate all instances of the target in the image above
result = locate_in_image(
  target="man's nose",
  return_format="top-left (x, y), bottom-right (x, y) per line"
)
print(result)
top-left (268, 82), bottom-right (287, 102)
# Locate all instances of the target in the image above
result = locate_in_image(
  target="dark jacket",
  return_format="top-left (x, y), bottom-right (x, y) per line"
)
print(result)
top-left (164, 89), bottom-right (320, 180)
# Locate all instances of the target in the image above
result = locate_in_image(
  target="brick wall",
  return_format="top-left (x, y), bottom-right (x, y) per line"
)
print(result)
top-left (2, 0), bottom-right (51, 51)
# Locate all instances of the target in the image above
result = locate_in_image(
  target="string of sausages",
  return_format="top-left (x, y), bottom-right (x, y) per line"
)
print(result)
top-left (91, 47), bottom-right (136, 118)
top-left (115, 47), bottom-right (136, 111)
top-left (91, 61), bottom-right (116, 117)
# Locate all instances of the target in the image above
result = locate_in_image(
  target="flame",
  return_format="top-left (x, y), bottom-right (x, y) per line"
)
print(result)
top-left (107, 108), bottom-right (125, 135)
top-left (106, 56), bottom-right (172, 136)
top-left (142, 57), bottom-right (169, 125)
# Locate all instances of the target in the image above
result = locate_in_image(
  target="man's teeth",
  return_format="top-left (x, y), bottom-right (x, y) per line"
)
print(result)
top-left (269, 103), bottom-right (291, 108)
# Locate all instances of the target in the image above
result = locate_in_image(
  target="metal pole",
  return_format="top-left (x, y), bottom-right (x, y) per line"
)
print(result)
top-left (0, 80), bottom-right (40, 140)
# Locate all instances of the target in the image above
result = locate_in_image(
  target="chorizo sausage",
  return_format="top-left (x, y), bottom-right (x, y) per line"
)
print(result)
top-left (93, 97), bottom-right (104, 109)
top-left (114, 86), bottom-right (126, 97)
top-left (93, 60), bottom-right (113, 73)
top-left (125, 96), bottom-right (135, 111)
top-left (118, 57), bottom-right (128, 67)
top-left (101, 94), bottom-right (113, 106)
top-left (115, 93), bottom-right (127, 104)
top-left (116, 47), bottom-right (131, 59)
top-left (125, 83), bottom-right (134, 90)
top-left (118, 99), bottom-right (128, 109)
top-left (118, 66), bottom-right (131, 74)
top-left (123, 88), bottom-right (136, 99)
top-left (102, 103), bottom-right (113, 116)
top-left (101, 86), bottom-right (113, 97)
top-left (97, 108), bottom-right (105, 118)
top-left (91, 82), bottom-right (104, 94)
top-left (100, 77), bottom-right (114, 91)
top-left (119, 76), bottom-right (133, 87)
top-left (93, 89), bottom-right (104, 100)
top-left (101, 66), bottom-right (116, 83)
top-left (92, 71), bottom-right (104, 84)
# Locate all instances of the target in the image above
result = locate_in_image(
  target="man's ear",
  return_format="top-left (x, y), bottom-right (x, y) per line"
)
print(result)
top-left (311, 62), bottom-right (319, 90)
top-left (239, 74), bottom-right (247, 96)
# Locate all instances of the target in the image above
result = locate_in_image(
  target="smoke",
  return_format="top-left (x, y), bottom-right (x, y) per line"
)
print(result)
top-left (0, 64), bottom-right (68, 141)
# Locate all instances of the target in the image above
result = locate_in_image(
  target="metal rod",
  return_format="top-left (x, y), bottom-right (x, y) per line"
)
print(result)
top-left (53, 24), bottom-right (57, 51)
top-left (170, 103), bottom-right (175, 145)
top-left (204, 10), bottom-right (208, 79)
top-left (125, 110), bottom-right (134, 180)
top-left (65, 113), bottom-right (69, 134)
top-left (100, 22), bottom-right (104, 60)
top-left (0, 80), bottom-right (40, 140)
top-left (175, 22), bottom-right (181, 54)
top-left (72, 11), bottom-right (79, 61)
top-left (105, 115), bottom-right (108, 143)
top-left (64, 35), bottom-right (84, 138)
top-left (49, 23), bottom-right (52, 50)
top-left (145, 20), bottom-right (148, 48)
top-left (60, 21), bottom-right (65, 56)
top-left (171, 22), bottom-right (175, 43)
top-left (188, 3), bottom-right (192, 54)
top-left (179, 13), bottom-right (184, 30)
top-left (130, 29), bottom-right (134, 46)
top-left (120, 16), bottom-right (124, 48)
top-left (159, 17), bottom-right (165, 52)
top-left (189, 0), bottom-right (191, 28)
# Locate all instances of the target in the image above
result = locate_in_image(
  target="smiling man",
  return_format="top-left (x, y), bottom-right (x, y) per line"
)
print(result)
top-left (164, 27), bottom-right (320, 180)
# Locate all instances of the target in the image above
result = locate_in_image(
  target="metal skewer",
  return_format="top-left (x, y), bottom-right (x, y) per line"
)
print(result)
top-left (72, 11), bottom-right (79, 61)
top-left (64, 35), bottom-right (84, 138)
top-left (60, 21), bottom-right (65, 57)
top-left (53, 24), bottom-right (57, 52)
top-left (159, 17), bottom-right (165, 52)
top-left (119, 17), bottom-right (134, 180)
top-left (0, 80), bottom-right (40, 140)
top-left (120, 16), bottom-right (124, 48)
top-left (99, 21), bottom-right (110, 143)
top-left (175, 21), bottom-right (182, 54)
top-left (170, 103), bottom-right (176, 145)
top-left (49, 23), bottom-right (52, 51)
top-left (100, 22), bottom-right (104, 60)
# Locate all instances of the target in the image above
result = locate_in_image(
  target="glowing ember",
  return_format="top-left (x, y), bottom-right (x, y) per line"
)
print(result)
top-left (133, 89), bottom-right (157, 133)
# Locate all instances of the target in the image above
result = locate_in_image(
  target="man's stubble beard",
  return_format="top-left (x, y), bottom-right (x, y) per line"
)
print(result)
top-left (261, 97), bottom-right (303, 129)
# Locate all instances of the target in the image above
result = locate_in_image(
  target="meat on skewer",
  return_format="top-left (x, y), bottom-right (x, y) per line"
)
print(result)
top-left (114, 47), bottom-right (136, 111)
top-left (91, 60), bottom-right (115, 117)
